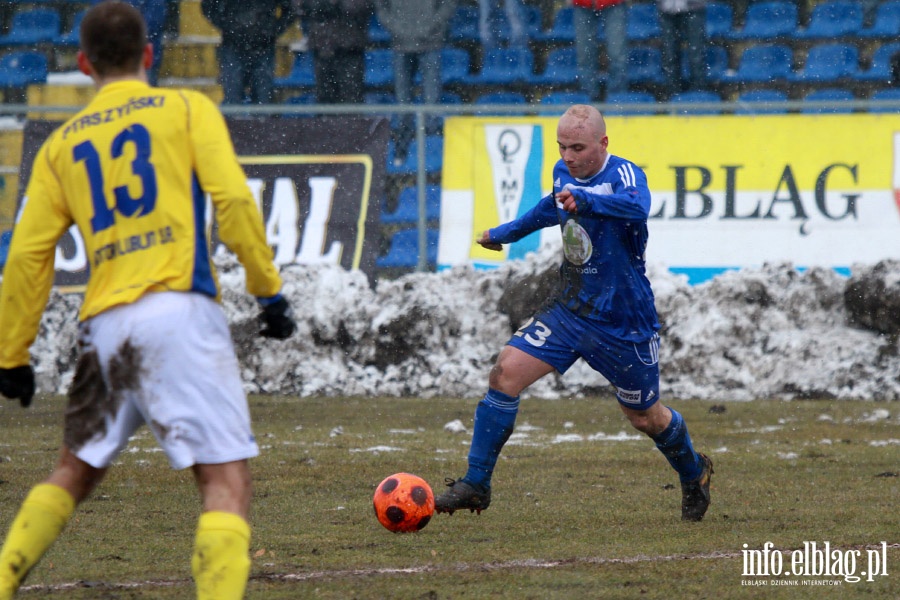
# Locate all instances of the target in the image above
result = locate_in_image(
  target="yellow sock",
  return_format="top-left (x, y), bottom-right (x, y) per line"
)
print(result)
top-left (0, 484), bottom-right (75, 599)
top-left (191, 511), bottom-right (251, 600)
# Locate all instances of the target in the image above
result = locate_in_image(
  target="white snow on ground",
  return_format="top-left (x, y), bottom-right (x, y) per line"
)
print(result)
top-left (20, 245), bottom-right (900, 402)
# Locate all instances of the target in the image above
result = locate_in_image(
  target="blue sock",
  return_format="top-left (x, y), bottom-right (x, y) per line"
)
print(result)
top-left (652, 408), bottom-right (703, 483)
top-left (463, 389), bottom-right (520, 490)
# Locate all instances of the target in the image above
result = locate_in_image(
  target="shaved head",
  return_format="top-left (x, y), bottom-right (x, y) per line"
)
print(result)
top-left (559, 105), bottom-right (607, 142)
top-left (557, 104), bottom-right (609, 179)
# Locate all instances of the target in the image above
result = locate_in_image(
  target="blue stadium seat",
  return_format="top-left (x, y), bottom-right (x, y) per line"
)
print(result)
top-left (55, 8), bottom-right (85, 47)
top-left (386, 135), bottom-right (444, 175)
top-left (795, 0), bottom-right (862, 39)
top-left (801, 88), bottom-right (856, 113)
top-left (790, 43), bottom-right (860, 84)
top-left (382, 186), bottom-right (441, 224)
top-left (274, 52), bottom-right (315, 89)
top-left (474, 91), bottom-right (528, 104)
top-left (376, 228), bottom-right (439, 269)
top-left (855, 41), bottom-right (900, 81)
top-left (868, 88), bottom-right (900, 112)
top-left (689, 45), bottom-right (729, 82)
top-left (734, 89), bottom-right (789, 114)
top-left (440, 47), bottom-right (470, 85)
top-left (534, 46), bottom-right (577, 85)
top-left (604, 91), bottom-right (657, 115)
top-left (626, 47), bottom-right (664, 85)
top-left (720, 44), bottom-right (793, 83)
top-left (0, 8), bottom-right (60, 46)
top-left (464, 47), bottom-right (534, 85)
top-left (533, 6), bottom-right (574, 43)
top-left (364, 49), bottom-right (395, 88)
top-left (729, 1), bottom-right (797, 40)
top-left (706, 1), bottom-right (734, 39)
top-left (0, 51), bottom-right (49, 88)
top-left (627, 3), bottom-right (661, 41)
top-left (668, 90), bottom-right (724, 114)
top-left (449, 6), bottom-right (479, 43)
top-left (540, 91), bottom-right (591, 105)
top-left (858, 0), bottom-right (900, 37)
top-left (368, 14), bottom-right (391, 44)
top-left (0, 230), bottom-right (11, 270)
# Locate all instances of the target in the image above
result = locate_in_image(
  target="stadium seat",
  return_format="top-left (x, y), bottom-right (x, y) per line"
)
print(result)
top-left (790, 43), bottom-right (860, 84)
top-left (376, 227), bottom-right (439, 269)
top-left (474, 91), bottom-right (527, 104)
top-left (382, 185), bottom-right (441, 224)
top-left (667, 90), bottom-right (724, 114)
top-left (0, 51), bottom-right (49, 89)
top-left (705, 1), bottom-right (733, 39)
top-left (439, 47), bottom-right (470, 85)
top-left (858, 0), bottom-right (900, 38)
top-left (532, 6), bottom-right (574, 43)
top-left (690, 45), bottom-right (729, 82)
top-left (626, 47), bottom-right (665, 85)
top-left (734, 89), bottom-right (790, 114)
top-left (627, 3), bottom-right (661, 41)
top-left (55, 8), bottom-right (85, 47)
top-left (801, 88), bottom-right (856, 113)
top-left (795, 0), bottom-right (862, 39)
top-left (604, 91), bottom-right (657, 115)
top-left (538, 91), bottom-right (591, 115)
top-left (0, 8), bottom-right (60, 46)
top-left (364, 49), bottom-right (395, 88)
top-left (274, 52), bottom-right (315, 89)
top-left (386, 135), bottom-right (444, 175)
top-left (855, 41), bottom-right (900, 81)
top-left (533, 46), bottom-right (577, 85)
top-left (729, 1), bottom-right (797, 40)
top-left (540, 91), bottom-right (591, 105)
top-left (463, 47), bottom-right (534, 86)
top-left (449, 5), bottom-right (479, 43)
top-left (868, 87), bottom-right (900, 112)
top-left (368, 14), bottom-right (391, 44)
top-left (0, 229), bottom-right (10, 270)
top-left (719, 44), bottom-right (793, 84)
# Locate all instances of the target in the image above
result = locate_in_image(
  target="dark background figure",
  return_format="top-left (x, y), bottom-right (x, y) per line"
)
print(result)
top-left (657, 0), bottom-right (708, 97)
top-left (374, 0), bottom-right (456, 163)
top-left (201, 0), bottom-right (296, 104)
top-left (572, 0), bottom-right (628, 101)
top-left (294, 0), bottom-right (375, 104)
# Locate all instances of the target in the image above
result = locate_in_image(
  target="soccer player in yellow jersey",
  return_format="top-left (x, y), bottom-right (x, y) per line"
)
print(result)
top-left (0, 2), bottom-right (296, 598)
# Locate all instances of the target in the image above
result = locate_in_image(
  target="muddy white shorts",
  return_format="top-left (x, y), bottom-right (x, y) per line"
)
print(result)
top-left (65, 291), bottom-right (259, 470)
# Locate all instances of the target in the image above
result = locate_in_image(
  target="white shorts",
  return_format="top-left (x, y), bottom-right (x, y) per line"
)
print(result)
top-left (65, 291), bottom-right (259, 470)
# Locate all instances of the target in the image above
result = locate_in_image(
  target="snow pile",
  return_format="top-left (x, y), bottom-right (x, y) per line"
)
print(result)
top-left (25, 248), bottom-right (900, 401)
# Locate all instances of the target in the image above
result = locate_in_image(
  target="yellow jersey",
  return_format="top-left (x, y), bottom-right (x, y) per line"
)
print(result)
top-left (0, 80), bottom-right (282, 367)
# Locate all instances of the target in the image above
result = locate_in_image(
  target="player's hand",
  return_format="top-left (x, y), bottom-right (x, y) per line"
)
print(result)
top-left (476, 230), bottom-right (502, 252)
top-left (555, 189), bottom-right (580, 213)
top-left (258, 295), bottom-right (297, 340)
top-left (0, 365), bottom-right (35, 408)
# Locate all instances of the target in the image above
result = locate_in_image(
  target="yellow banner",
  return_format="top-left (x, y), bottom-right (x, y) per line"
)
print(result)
top-left (439, 114), bottom-right (900, 281)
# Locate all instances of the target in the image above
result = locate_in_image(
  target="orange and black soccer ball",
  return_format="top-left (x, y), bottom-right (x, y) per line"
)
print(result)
top-left (373, 473), bottom-right (434, 533)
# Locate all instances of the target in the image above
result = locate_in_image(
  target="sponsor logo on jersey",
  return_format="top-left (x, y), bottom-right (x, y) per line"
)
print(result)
top-left (562, 219), bottom-right (592, 265)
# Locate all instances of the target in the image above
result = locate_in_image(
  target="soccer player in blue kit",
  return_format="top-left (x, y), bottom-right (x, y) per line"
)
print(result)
top-left (435, 104), bottom-right (714, 521)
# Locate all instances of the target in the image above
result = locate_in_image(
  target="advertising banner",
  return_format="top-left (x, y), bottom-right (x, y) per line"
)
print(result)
top-left (439, 114), bottom-right (900, 283)
top-left (17, 116), bottom-right (390, 288)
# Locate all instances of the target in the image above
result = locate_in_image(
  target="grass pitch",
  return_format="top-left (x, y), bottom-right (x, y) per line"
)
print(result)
top-left (0, 394), bottom-right (897, 599)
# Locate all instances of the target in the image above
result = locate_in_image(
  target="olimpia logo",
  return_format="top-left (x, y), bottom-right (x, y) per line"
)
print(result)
top-left (741, 541), bottom-right (891, 586)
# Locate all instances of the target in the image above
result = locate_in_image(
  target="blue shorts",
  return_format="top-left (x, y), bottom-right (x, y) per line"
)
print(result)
top-left (507, 303), bottom-right (660, 410)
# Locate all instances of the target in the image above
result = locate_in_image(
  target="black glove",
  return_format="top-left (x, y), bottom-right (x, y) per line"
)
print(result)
top-left (0, 366), bottom-right (35, 408)
top-left (258, 296), bottom-right (296, 340)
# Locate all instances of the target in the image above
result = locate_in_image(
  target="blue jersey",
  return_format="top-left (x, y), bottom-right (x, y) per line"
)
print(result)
top-left (489, 154), bottom-right (659, 342)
